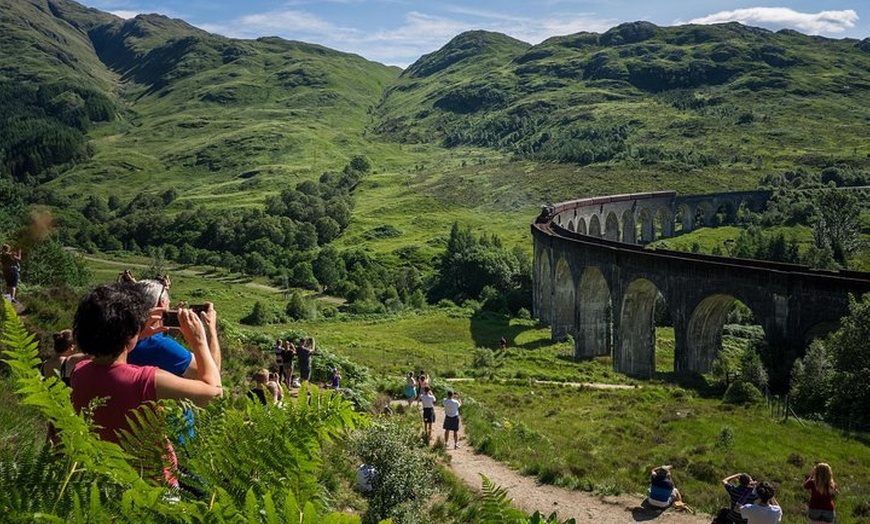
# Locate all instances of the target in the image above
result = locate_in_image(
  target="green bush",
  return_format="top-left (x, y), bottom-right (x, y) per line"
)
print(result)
top-left (350, 421), bottom-right (438, 524)
top-left (723, 380), bottom-right (763, 404)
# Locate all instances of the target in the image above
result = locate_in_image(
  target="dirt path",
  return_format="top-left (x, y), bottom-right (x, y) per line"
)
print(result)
top-left (432, 404), bottom-right (710, 523)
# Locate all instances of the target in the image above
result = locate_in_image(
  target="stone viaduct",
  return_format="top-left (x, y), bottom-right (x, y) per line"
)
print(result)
top-left (532, 190), bottom-right (870, 377)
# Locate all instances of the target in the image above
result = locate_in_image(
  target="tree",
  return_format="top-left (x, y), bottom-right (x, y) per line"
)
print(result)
top-left (813, 190), bottom-right (860, 266)
top-left (823, 294), bottom-right (870, 430)
top-left (314, 246), bottom-right (346, 290)
top-left (789, 339), bottom-right (833, 418)
top-left (739, 348), bottom-right (769, 391)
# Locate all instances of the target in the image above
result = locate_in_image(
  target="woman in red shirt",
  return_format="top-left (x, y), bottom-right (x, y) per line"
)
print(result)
top-left (804, 462), bottom-right (837, 523)
top-left (70, 283), bottom-right (222, 485)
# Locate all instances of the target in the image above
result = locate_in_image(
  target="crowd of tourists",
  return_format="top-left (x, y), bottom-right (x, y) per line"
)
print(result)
top-left (24, 269), bottom-right (842, 517)
top-left (647, 463), bottom-right (839, 523)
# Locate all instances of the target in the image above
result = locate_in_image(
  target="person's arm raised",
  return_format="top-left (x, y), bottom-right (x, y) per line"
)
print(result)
top-left (199, 302), bottom-right (221, 370)
top-left (155, 308), bottom-right (221, 406)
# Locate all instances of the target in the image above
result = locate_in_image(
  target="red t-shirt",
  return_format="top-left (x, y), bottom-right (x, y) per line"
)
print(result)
top-left (71, 360), bottom-right (178, 486)
top-left (71, 361), bottom-right (158, 443)
top-left (803, 478), bottom-right (835, 511)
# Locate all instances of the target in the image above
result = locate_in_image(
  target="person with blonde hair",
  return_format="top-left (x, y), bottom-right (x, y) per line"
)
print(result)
top-left (804, 462), bottom-right (837, 523)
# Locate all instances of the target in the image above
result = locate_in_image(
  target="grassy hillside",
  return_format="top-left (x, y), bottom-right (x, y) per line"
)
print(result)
top-left (374, 22), bottom-right (870, 179)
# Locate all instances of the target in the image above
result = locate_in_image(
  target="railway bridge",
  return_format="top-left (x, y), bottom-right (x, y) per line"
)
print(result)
top-left (532, 190), bottom-right (870, 377)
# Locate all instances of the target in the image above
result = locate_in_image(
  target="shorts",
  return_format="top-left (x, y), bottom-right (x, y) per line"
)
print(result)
top-left (443, 415), bottom-right (459, 431)
top-left (3, 268), bottom-right (18, 288)
top-left (807, 509), bottom-right (835, 522)
top-left (422, 407), bottom-right (435, 423)
top-left (646, 496), bottom-right (673, 509)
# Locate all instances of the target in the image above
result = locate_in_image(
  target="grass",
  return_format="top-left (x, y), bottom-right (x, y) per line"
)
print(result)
top-left (458, 380), bottom-right (870, 523)
top-left (4, 257), bottom-right (870, 524)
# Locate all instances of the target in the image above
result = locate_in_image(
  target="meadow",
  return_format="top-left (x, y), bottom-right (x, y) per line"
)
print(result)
top-left (3, 254), bottom-right (870, 523)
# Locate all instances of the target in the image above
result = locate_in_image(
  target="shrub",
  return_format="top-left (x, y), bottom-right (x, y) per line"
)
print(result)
top-left (285, 291), bottom-right (318, 321)
top-left (723, 380), bottom-right (763, 404)
top-left (350, 421), bottom-right (438, 524)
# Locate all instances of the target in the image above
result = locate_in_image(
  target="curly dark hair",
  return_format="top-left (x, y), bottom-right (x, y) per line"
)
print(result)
top-left (755, 481), bottom-right (775, 502)
top-left (52, 329), bottom-right (75, 355)
top-left (73, 283), bottom-right (151, 357)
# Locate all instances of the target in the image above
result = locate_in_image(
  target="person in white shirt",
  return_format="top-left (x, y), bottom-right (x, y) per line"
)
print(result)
top-left (419, 386), bottom-right (437, 437)
top-left (442, 390), bottom-right (461, 449)
top-left (739, 481), bottom-right (782, 524)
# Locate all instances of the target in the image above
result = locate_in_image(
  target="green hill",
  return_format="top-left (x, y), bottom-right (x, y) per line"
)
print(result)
top-left (3, 0), bottom-right (870, 270)
top-left (373, 21), bottom-right (870, 176)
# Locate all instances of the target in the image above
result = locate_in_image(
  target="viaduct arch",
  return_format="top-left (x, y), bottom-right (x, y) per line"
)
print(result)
top-left (532, 190), bottom-right (870, 378)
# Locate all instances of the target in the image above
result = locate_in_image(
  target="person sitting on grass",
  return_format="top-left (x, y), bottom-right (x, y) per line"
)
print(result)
top-left (738, 481), bottom-right (782, 524)
top-left (646, 465), bottom-right (683, 509)
top-left (722, 472), bottom-right (758, 523)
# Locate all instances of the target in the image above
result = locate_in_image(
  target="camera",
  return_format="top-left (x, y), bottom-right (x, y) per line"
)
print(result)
top-left (162, 304), bottom-right (209, 327)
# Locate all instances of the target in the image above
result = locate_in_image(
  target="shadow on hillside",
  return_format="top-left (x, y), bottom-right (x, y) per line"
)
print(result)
top-left (469, 310), bottom-right (539, 349)
top-left (655, 370), bottom-right (723, 398)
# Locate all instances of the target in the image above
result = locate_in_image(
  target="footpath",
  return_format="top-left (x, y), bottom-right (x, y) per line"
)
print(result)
top-left (432, 404), bottom-right (710, 523)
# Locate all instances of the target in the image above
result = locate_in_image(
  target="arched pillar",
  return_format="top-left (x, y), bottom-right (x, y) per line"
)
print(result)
top-left (535, 246), bottom-right (553, 325)
top-left (657, 207), bottom-right (675, 238)
top-left (604, 212), bottom-right (620, 241)
top-left (553, 256), bottom-right (575, 341)
top-left (577, 217), bottom-right (587, 235)
top-left (576, 266), bottom-right (612, 359)
top-left (622, 209), bottom-right (637, 244)
top-left (679, 294), bottom-right (735, 372)
top-left (589, 215), bottom-right (602, 237)
top-left (615, 278), bottom-right (659, 377)
top-left (638, 208), bottom-right (654, 243)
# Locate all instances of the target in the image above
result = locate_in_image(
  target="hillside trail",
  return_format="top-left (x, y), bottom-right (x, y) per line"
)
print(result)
top-left (428, 402), bottom-right (711, 524)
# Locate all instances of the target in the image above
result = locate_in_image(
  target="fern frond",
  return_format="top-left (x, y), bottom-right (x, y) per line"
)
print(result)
top-left (478, 474), bottom-right (528, 524)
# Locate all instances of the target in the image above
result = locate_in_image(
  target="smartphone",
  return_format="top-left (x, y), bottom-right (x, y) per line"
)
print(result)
top-left (162, 304), bottom-right (209, 327)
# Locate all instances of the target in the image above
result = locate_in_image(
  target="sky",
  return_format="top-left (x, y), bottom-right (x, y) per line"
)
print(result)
top-left (77, 0), bottom-right (867, 68)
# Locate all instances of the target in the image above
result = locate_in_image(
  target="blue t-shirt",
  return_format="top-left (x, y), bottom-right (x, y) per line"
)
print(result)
top-left (129, 332), bottom-right (193, 376)
top-left (649, 475), bottom-right (674, 503)
top-left (129, 332), bottom-right (195, 445)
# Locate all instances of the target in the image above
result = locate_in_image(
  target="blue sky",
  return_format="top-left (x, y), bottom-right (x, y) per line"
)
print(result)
top-left (78, 1), bottom-right (866, 67)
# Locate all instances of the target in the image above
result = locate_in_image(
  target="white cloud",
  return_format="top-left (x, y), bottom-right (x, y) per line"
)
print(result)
top-left (109, 10), bottom-right (143, 19)
top-left (187, 5), bottom-right (616, 67)
top-left (684, 7), bottom-right (858, 34)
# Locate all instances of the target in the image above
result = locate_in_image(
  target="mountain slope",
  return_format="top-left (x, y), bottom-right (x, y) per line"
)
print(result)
top-left (373, 22), bottom-right (870, 176)
top-left (0, 0), bottom-right (401, 201)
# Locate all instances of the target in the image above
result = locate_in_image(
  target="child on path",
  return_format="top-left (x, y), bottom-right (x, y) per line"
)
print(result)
top-left (442, 390), bottom-right (461, 449)
top-left (804, 462), bottom-right (837, 523)
top-left (419, 386), bottom-right (436, 437)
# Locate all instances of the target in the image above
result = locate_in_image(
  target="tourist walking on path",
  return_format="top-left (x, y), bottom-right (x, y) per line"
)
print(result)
top-left (804, 462), bottom-right (837, 523)
top-left (738, 481), bottom-right (782, 524)
top-left (1, 244), bottom-right (22, 302)
top-left (404, 371), bottom-right (417, 407)
top-left (420, 386), bottom-right (436, 437)
top-left (721, 472), bottom-right (758, 523)
top-left (647, 465), bottom-right (682, 509)
top-left (442, 390), bottom-right (461, 449)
